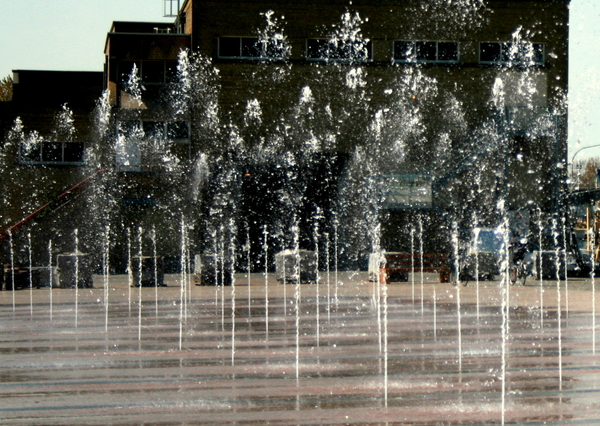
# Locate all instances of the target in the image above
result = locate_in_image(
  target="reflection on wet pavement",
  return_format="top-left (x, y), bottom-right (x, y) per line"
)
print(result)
top-left (1, 273), bottom-right (600, 425)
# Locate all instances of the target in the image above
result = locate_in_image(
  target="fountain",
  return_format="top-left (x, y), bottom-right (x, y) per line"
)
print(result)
top-left (2, 2), bottom-right (597, 425)
top-left (56, 252), bottom-right (93, 289)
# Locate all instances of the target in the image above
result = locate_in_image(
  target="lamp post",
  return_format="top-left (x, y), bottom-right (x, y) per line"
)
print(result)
top-left (570, 144), bottom-right (600, 190)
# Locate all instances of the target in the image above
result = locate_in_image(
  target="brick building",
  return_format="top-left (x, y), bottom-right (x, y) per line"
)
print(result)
top-left (0, 71), bottom-right (104, 268)
top-left (1, 0), bottom-right (570, 270)
top-left (102, 0), bottom-right (568, 262)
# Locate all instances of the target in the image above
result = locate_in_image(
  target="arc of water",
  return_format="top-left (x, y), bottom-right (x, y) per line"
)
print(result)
top-left (179, 218), bottom-right (186, 351)
top-left (48, 239), bottom-right (53, 322)
top-left (75, 229), bottom-right (79, 329)
top-left (452, 221), bottom-right (462, 369)
top-left (538, 215), bottom-right (544, 331)
top-left (127, 228), bottom-right (132, 315)
top-left (282, 239), bottom-right (287, 316)
top-left (152, 226), bottom-right (158, 318)
top-left (138, 227), bottom-right (143, 346)
top-left (562, 218), bottom-right (569, 318)
top-left (293, 219), bottom-right (301, 380)
top-left (419, 218), bottom-right (424, 315)
top-left (383, 281), bottom-right (388, 408)
top-left (186, 232), bottom-right (191, 320)
top-left (410, 227), bottom-right (415, 305)
top-left (246, 226), bottom-right (252, 316)
top-left (325, 232), bottom-right (331, 322)
top-left (552, 219), bottom-right (562, 390)
top-left (28, 233), bottom-right (33, 316)
top-left (104, 225), bottom-right (110, 332)
top-left (220, 225), bottom-right (225, 331)
top-left (263, 225), bottom-right (269, 340)
top-left (499, 214), bottom-right (511, 426)
top-left (472, 219), bottom-right (481, 320)
top-left (376, 249), bottom-right (382, 354)
top-left (313, 208), bottom-right (321, 348)
top-left (9, 230), bottom-right (15, 312)
top-left (433, 285), bottom-right (437, 342)
top-left (333, 213), bottom-right (339, 309)
top-left (230, 220), bottom-right (237, 366)
top-left (212, 229), bottom-right (219, 314)
top-left (591, 228), bottom-right (596, 354)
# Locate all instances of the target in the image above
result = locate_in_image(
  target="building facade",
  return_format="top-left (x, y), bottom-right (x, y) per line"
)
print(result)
top-left (1, 0), bottom-right (570, 271)
top-left (103, 0), bottom-right (569, 263)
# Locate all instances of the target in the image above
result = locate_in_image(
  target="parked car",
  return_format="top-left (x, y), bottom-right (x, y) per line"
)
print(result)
top-left (459, 228), bottom-right (502, 281)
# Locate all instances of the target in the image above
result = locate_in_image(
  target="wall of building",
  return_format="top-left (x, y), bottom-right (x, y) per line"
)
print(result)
top-left (180, 0), bottom-right (568, 212)
top-left (0, 0), bottom-right (570, 270)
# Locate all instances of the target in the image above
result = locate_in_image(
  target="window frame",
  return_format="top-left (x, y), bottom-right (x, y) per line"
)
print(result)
top-left (118, 120), bottom-right (191, 144)
top-left (19, 141), bottom-right (86, 166)
top-left (306, 38), bottom-right (373, 63)
top-left (118, 60), bottom-right (178, 84)
top-left (479, 41), bottom-right (545, 66)
top-left (115, 120), bottom-right (191, 172)
top-left (218, 36), bottom-right (288, 61)
top-left (393, 40), bottom-right (460, 64)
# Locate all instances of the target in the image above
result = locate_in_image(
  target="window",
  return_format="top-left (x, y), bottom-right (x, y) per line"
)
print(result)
top-left (142, 61), bottom-right (165, 83)
top-left (306, 38), bottom-right (373, 62)
top-left (167, 121), bottom-right (190, 140)
top-left (20, 142), bottom-right (41, 164)
top-left (165, 61), bottom-right (178, 82)
top-left (119, 61), bottom-right (141, 83)
top-left (115, 121), bottom-right (142, 172)
top-left (218, 37), bottom-right (288, 60)
top-left (479, 42), bottom-right (544, 66)
top-left (115, 120), bottom-right (190, 172)
top-left (394, 41), bottom-right (459, 64)
top-left (119, 61), bottom-right (177, 84)
top-left (63, 142), bottom-right (85, 163)
top-left (120, 120), bottom-right (190, 142)
top-left (219, 37), bottom-right (242, 57)
top-left (438, 42), bottom-right (459, 61)
top-left (115, 138), bottom-right (141, 172)
top-left (43, 142), bottom-right (62, 163)
top-left (374, 174), bottom-right (433, 210)
top-left (20, 141), bottom-right (85, 165)
top-left (117, 120), bottom-right (143, 138)
top-left (142, 121), bottom-right (165, 139)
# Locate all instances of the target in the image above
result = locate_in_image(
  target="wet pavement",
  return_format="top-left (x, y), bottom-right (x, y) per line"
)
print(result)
top-left (2, 272), bottom-right (600, 425)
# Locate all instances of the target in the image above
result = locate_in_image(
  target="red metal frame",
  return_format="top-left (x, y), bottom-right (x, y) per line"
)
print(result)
top-left (0, 169), bottom-right (107, 243)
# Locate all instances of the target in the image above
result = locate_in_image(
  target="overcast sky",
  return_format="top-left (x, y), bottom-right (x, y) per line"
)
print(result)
top-left (0, 0), bottom-right (598, 160)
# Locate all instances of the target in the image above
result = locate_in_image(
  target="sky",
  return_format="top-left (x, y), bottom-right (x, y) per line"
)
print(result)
top-left (0, 0), bottom-right (172, 77)
top-left (0, 0), bottom-right (598, 161)
top-left (568, 0), bottom-right (600, 162)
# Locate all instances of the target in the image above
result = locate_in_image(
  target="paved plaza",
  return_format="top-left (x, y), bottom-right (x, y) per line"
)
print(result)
top-left (1, 272), bottom-right (600, 425)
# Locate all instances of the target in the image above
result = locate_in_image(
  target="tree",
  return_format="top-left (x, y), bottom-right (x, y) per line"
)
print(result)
top-left (571, 157), bottom-right (600, 190)
top-left (0, 74), bottom-right (12, 101)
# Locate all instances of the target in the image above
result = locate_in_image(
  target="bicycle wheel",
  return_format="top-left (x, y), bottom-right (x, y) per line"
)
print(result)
top-left (517, 267), bottom-right (527, 286)
top-left (458, 270), bottom-right (470, 287)
top-left (509, 266), bottom-right (517, 285)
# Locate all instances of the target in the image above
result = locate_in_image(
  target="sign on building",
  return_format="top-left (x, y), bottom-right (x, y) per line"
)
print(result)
top-left (379, 174), bottom-right (433, 210)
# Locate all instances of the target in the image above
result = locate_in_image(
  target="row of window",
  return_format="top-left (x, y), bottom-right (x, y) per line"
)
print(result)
top-left (20, 141), bottom-right (85, 165)
top-left (115, 121), bottom-right (190, 172)
top-left (116, 40), bottom-right (545, 84)
top-left (479, 42), bottom-right (544, 65)
top-left (118, 60), bottom-right (178, 84)
top-left (117, 120), bottom-right (191, 141)
top-left (393, 41), bottom-right (458, 64)
top-left (217, 37), bottom-right (545, 66)
top-left (18, 122), bottom-right (191, 167)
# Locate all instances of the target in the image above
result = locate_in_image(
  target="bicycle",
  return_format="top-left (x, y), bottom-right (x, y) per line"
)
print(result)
top-left (509, 260), bottom-right (527, 286)
top-left (453, 267), bottom-right (471, 286)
